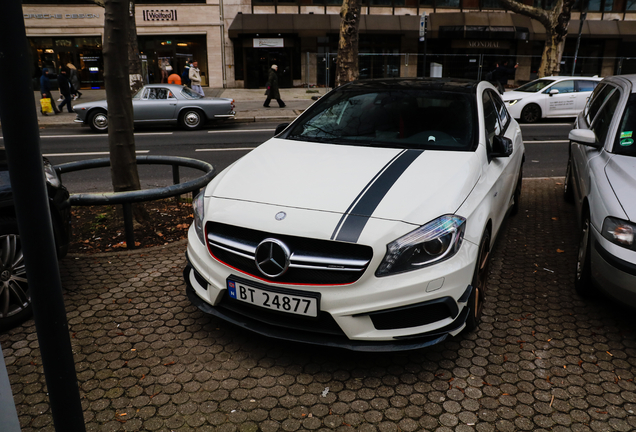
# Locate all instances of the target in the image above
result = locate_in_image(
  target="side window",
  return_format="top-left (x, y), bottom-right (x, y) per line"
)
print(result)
top-left (549, 80), bottom-right (575, 94)
top-left (586, 84), bottom-right (614, 123)
top-left (482, 91), bottom-right (500, 153)
top-left (155, 89), bottom-right (168, 100)
top-left (591, 90), bottom-right (620, 145)
top-left (489, 90), bottom-right (510, 131)
top-left (142, 88), bottom-right (150, 99)
top-left (577, 80), bottom-right (599, 93)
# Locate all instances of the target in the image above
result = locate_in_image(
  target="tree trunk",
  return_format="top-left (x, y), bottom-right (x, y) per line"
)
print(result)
top-left (335, 0), bottom-right (362, 88)
top-left (104, 0), bottom-right (141, 195)
top-left (538, 30), bottom-right (567, 77)
top-left (128, 1), bottom-right (143, 93)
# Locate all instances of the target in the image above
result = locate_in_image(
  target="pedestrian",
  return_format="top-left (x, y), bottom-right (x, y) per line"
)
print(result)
top-left (189, 61), bottom-right (204, 96)
top-left (263, 64), bottom-right (285, 108)
top-left (40, 68), bottom-right (60, 115)
top-left (181, 61), bottom-right (192, 88)
top-left (67, 62), bottom-right (82, 100)
top-left (493, 61), bottom-right (518, 93)
top-left (57, 67), bottom-right (74, 113)
top-left (160, 58), bottom-right (172, 83)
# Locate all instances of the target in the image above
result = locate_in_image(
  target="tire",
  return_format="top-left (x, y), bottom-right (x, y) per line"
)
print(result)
top-left (520, 104), bottom-right (541, 123)
top-left (564, 158), bottom-right (574, 203)
top-left (511, 165), bottom-right (523, 216)
top-left (574, 210), bottom-right (595, 297)
top-left (0, 218), bottom-right (32, 331)
top-left (179, 109), bottom-right (204, 130)
top-left (465, 230), bottom-right (491, 332)
top-left (88, 110), bottom-right (108, 133)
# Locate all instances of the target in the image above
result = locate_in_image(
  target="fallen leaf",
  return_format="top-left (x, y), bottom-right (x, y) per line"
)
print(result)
top-left (552, 217), bottom-right (558, 220)
top-left (164, 361), bottom-right (176, 366)
top-left (556, 249), bottom-right (565, 253)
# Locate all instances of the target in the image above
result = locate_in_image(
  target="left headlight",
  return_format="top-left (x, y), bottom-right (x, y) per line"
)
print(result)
top-left (192, 191), bottom-right (206, 245)
top-left (602, 217), bottom-right (635, 251)
top-left (376, 215), bottom-right (466, 277)
top-left (43, 159), bottom-right (61, 188)
top-left (505, 99), bottom-right (522, 106)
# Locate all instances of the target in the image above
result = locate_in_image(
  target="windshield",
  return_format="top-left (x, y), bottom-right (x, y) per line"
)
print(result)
top-left (614, 93), bottom-right (636, 157)
top-left (515, 79), bottom-right (554, 93)
top-left (132, 88), bottom-right (144, 99)
top-left (181, 87), bottom-right (203, 99)
top-left (285, 89), bottom-right (475, 151)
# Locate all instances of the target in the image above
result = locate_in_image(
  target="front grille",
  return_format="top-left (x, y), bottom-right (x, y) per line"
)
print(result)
top-left (368, 297), bottom-right (458, 330)
top-left (206, 222), bottom-right (373, 285)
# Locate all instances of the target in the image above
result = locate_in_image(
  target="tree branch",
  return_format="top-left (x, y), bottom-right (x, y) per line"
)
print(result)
top-left (498, 0), bottom-right (550, 28)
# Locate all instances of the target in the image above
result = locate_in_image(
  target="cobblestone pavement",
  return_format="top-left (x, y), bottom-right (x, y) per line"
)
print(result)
top-left (4, 178), bottom-right (636, 432)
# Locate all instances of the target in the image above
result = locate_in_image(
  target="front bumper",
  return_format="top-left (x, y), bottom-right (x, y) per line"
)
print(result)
top-left (184, 224), bottom-right (479, 351)
top-left (590, 226), bottom-right (636, 308)
top-left (73, 115), bottom-right (85, 124)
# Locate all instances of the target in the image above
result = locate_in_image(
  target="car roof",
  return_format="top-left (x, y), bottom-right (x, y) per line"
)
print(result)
top-left (342, 78), bottom-right (480, 94)
top-left (599, 74), bottom-right (636, 92)
top-left (144, 83), bottom-right (187, 91)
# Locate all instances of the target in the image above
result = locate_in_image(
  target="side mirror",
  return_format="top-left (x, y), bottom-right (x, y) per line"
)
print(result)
top-left (568, 129), bottom-right (598, 147)
top-left (275, 123), bottom-right (290, 136)
top-left (548, 89), bottom-right (559, 96)
top-left (492, 136), bottom-right (513, 158)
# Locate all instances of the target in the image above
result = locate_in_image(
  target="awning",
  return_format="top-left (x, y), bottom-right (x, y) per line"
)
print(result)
top-left (430, 12), bottom-right (541, 40)
top-left (228, 13), bottom-right (420, 38)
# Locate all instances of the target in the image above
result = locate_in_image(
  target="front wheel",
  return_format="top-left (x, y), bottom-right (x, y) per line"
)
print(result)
top-left (520, 104), bottom-right (541, 123)
top-left (0, 218), bottom-right (32, 331)
top-left (465, 231), bottom-right (491, 332)
top-left (574, 211), bottom-right (595, 297)
top-left (88, 110), bottom-right (108, 133)
top-left (179, 109), bottom-right (204, 130)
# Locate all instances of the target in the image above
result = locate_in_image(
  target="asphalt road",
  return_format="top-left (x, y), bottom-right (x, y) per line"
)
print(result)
top-left (1, 120), bottom-right (575, 193)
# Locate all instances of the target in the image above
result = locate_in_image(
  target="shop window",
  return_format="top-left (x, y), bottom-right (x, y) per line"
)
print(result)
top-left (436, 0), bottom-right (461, 6)
top-left (587, 0), bottom-right (603, 10)
top-left (629, 0), bottom-right (636, 10)
top-left (481, 0), bottom-right (504, 8)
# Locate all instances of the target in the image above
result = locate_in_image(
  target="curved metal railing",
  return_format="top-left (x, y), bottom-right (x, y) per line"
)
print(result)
top-left (55, 155), bottom-right (215, 249)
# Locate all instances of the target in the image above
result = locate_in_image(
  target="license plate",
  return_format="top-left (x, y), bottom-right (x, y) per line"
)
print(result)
top-left (227, 279), bottom-right (318, 317)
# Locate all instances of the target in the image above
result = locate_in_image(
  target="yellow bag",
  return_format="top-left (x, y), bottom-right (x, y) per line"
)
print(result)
top-left (40, 97), bottom-right (53, 114)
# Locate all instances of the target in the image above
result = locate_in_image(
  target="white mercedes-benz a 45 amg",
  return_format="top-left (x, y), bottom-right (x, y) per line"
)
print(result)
top-left (184, 78), bottom-right (525, 351)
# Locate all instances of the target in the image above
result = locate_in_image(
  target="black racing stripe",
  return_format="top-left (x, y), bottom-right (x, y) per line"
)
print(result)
top-left (330, 150), bottom-right (406, 240)
top-left (333, 149), bottom-right (422, 243)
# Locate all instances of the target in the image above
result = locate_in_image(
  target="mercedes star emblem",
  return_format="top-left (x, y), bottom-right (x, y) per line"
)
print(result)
top-left (254, 238), bottom-right (291, 278)
top-left (275, 211), bottom-right (286, 221)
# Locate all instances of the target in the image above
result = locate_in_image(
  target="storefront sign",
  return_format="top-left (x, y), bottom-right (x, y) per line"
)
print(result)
top-left (24, 13), bottom-right (100, 19)
top-left (451, 40), bottom-right (510, 50)
top-left (253, 38), bottom-right (284, 48)
top-left (142, 10), bottom-right (177, 21)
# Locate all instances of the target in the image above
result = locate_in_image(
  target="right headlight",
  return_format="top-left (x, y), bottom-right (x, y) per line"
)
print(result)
top-left (192, 191), bottom-right (206, 245)
top-left (376, 215), bottom-right (466, 277)
top-left (602, 217), bottom-right (635, 251)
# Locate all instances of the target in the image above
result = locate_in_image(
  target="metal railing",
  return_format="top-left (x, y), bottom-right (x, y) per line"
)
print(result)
top-left (55, 155), bottom-right (216, 250)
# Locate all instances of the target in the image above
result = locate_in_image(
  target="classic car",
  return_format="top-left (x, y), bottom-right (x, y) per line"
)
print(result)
top-left (73, 84), bottom-right (235, 132)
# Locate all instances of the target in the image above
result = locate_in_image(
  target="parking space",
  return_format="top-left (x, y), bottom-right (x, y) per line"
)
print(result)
top-left (3, 178), bottom-right (636, 432)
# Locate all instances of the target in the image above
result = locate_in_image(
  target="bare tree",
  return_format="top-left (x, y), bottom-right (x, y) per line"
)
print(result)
top-left (103, 0), bottom-right (142, 196)
top-left (499, 0), bottom-right (576, 77)
top-left (93, 0), bottom-right (143, 92)
top-left (335, 0), bottom-right (362, 87)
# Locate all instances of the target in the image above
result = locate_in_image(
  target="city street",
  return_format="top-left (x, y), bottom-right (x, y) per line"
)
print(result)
top-left (1, 120), bottom-right (575, 193)
top-left (3, 177), bottom-right (636, 431)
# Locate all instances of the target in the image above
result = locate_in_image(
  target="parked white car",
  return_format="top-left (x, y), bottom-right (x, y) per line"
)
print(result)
top-left (565, 75), bottom-right (636, 305)
top-left (184, 78), bottom-right (525, 351)
top-left (503, 76), bottom-right (602, 123)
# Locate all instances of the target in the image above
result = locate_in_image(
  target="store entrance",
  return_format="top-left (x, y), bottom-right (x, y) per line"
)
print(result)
top-left (244, 48), bottom-right (293, 89)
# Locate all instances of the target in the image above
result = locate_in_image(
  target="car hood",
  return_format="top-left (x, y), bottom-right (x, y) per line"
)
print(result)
top-left (606, 155), bottom-right (636, 221)
top-left (502, 90), bottom-right (531, 101)
top-left (207, 138), bottom-right (481, 226)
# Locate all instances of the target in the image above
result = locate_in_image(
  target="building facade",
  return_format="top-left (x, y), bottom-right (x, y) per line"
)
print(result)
top-left (23, 0), bottom-right (636, 89)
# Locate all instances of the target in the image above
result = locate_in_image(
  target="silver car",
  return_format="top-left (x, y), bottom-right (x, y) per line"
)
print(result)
top-left (73, 84), bottom-right (235, 132)
top-left (565, 75), bottom-right (636, 305)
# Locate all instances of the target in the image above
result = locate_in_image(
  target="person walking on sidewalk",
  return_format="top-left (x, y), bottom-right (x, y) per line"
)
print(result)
top-left (189, 61), bottom-right (204, 96)
top-left (181, 61), bottom-right (192, 88)
top-left (57, 68), bottom-right (74, 113)
top-left (40, 68), bottom-right (60, 115)
top-left (67, 62), bottom-right (82, 100)
top-left (263, 65), bottom-right (285, 108)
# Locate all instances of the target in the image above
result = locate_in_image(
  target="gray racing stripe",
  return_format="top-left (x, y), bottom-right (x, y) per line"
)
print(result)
top-left (331, 149), bottom-right (422, 243)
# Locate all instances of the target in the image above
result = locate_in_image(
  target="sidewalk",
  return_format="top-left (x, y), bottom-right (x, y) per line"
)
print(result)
top-left (9, 87), bottom-right (327, 129)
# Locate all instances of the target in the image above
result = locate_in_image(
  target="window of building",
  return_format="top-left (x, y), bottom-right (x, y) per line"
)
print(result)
top-left (138, 35), bottom-right (208, 86)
